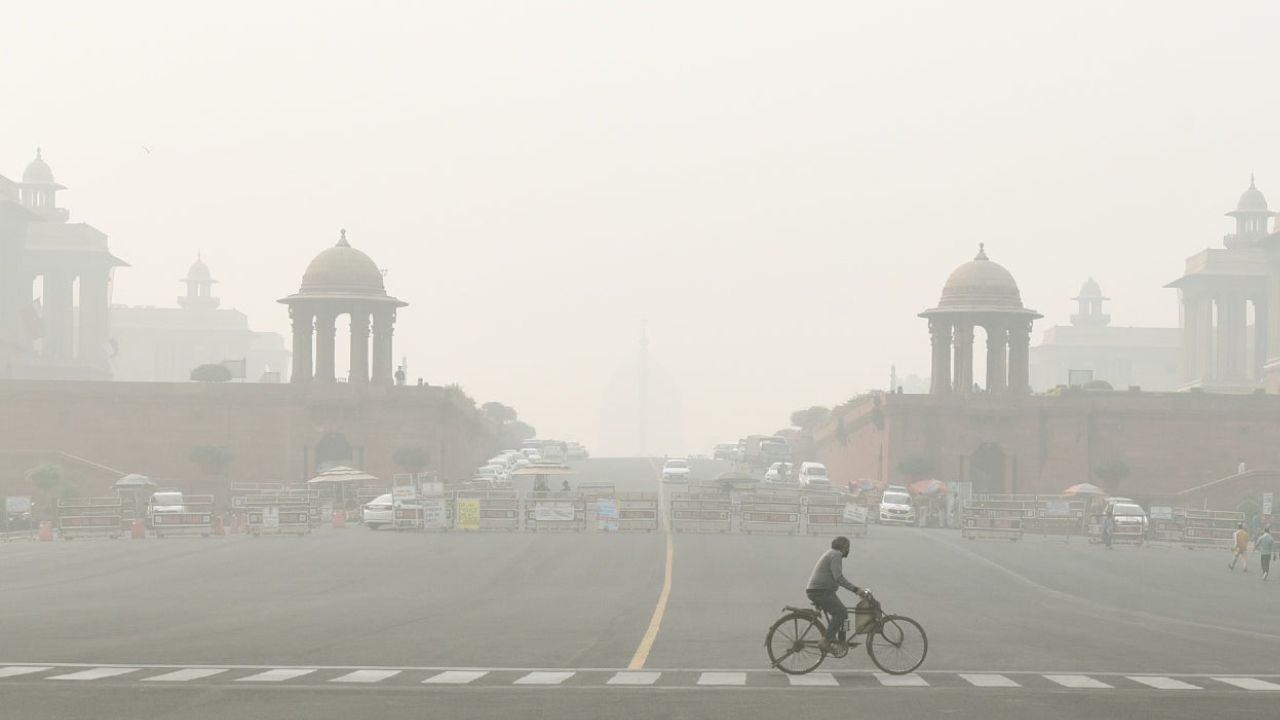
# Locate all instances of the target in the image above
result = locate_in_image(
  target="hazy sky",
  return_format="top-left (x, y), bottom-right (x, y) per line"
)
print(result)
top-left (4, 1), bottom-right (1279, 455)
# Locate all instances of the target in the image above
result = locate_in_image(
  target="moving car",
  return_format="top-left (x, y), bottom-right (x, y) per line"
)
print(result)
top-left (797, 462), bottom-right (831, 490)
top-left (764, 462), bottom-right (796, 485)
top-left (362, 493), bottom-right (394, 530)
top-left (662, 458), bottom-right (691, 483)
top-left (878, 490), bottom-right (916, 525)
top-left (146, 491), bottom-right (185, 527)
top-left (1105, 500), bottom-right (1149, 535)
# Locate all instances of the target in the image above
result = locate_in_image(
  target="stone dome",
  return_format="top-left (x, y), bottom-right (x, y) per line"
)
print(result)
top-left (1075, 277), bottom-right (1106, 300)
top-left (299, 230), bottom-right (387, 296)
top-left (936, 244), bottom-right (1025, 311)
top-left (186, 255), bottom-right (213, 282)
top-left (22, 148), bottom-right (54, 184)
top-left (1236, 175), bottom-right (1268, 213)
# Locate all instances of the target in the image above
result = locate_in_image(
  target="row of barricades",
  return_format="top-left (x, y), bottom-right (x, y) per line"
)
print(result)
top-left (233, 490), bottom-right (322, 536)
top-left (669, 491), bottom-right (870, 537)
top-left (373, 491), bottom-right (662, 533)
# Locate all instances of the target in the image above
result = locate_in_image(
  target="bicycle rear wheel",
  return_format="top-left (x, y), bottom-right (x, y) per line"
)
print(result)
top-left (765, 612), bottom-right (827, 675)
top-left (866, 615), bottom-right (927, 675)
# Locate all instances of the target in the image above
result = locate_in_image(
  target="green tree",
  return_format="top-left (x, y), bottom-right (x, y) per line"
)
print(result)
top-left (189, 445), bottom-right (234, 475)
top-left (896, 455), bottom-right (935, 479)
top-left (481, 402), bottom-right (517, 425)
top-left (393, 446), bottom-right (432, 474)
top-left (1095, 459), bottom-right (1130, 491)
top-left (190, 363), bottom-right (232, 382)
top-left (26, 463), bottom-right (76, 519)
top-left (790, 406), bottom-right (831, 431)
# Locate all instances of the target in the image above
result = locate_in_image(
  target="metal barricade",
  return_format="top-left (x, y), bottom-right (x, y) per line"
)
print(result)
top-left (456, 491), bottom-right (521, 531)
top-left (669, 493), bottom-right (732, 533)
top-left (57, 497), bottom-right (124, 540)
top-left (152, 495), bottom-right (215, 538)
top-left (524, 493), bottom-right (586, 532)
top-left (616, 492), bottom-right (660, 532)
top-left (802, 493), bottom-right (868, 538)
top-left (243, 494), bottom-right (312, 536)
top-left (740, 492), bottom-right (802, 535)
top-left (961, 503), bottom-right (1023, 541)
top-left (1180, 508), bottom-right (1243, 550)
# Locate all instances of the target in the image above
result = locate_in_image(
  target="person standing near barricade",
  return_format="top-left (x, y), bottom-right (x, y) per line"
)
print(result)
top-left (1228, 523), bottom-right (1250, 572)
top-left (1257, 527), bottom-right (1275, 581)
top-left (1101, 509), bottom-right (1115, 549)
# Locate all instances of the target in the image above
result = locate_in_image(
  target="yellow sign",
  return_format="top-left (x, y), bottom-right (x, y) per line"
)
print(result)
top-left (456, 498), bottom-right (481, 530)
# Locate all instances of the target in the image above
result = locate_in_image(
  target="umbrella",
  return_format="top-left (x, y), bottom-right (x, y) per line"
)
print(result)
top-left (308, 466), bottom-right (379, 484)
top-left (113, 474), bottom-right (156, 488)
top-left (1062, 483), bottom-right (1105, 497)
top-left (510, 464), bottom-right (577, 477)
top-left (908, 479), bottom-right (947, 496)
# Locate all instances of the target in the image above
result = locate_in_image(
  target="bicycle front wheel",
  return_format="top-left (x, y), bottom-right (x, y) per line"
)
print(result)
top-left (765, 612), bottom-right (827, 675)
top-left (866, 615), bottom-right (927, 675)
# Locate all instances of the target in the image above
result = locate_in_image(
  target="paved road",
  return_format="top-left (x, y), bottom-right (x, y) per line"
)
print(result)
top-left (2, 457), bottom-right (1276, 719)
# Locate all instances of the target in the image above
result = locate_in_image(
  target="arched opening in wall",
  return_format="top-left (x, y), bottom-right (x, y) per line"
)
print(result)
top-left (314, 432), bottom-right (354, 473)
top-left (30, 275), bottom-right (44, 355)
top-left (970, 443), bottom-right (1006, 495)
top-left (71, 276), bottom-right (81, 360)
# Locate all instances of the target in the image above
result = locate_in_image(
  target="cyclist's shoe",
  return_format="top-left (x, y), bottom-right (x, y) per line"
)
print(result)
top-left (817, 638), bottom-right (833, 653)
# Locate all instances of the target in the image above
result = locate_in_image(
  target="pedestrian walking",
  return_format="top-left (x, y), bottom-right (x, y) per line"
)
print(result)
top-left (1257, 527), bottom-right (1275, 581)
top-left (1102, 509), bottom-right (1115, 549)
top-left (1228, 522), bottom-right (1250, 572)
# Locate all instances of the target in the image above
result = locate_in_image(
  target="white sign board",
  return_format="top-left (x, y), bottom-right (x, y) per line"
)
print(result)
top-left (421, 499), bottom-right (448, 529)
top-left (1045, 500), bottom-right (1071, 517)
top-left (421, 481), bottom-right (444, 497)
top-left (262, 506), bottom-right (280, 529)
top-left (5, 496), bottom-right (32, 513)
top-left (535, 501), bottom-right (576, 522)
top-left (1149, 506), bottom-right (1174, 521)
top-left (1264, 493), bottom-right (1273, 516)
top-left (597, 498), bottom-right (619, 532)
top-left (392, 485), bottom-right (417, 502)
top-left (843, 504), bottom-right (868, 524)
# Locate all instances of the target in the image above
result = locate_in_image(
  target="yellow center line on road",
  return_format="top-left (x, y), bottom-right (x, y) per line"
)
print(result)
top-left (627, 458), bottom-right (675, 671)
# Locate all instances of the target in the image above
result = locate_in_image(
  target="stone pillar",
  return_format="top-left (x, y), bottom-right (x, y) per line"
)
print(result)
top-left (1215, 294), bottom-right (1247, 382)
top-left (985, 322), bottom-right (1008, 393)
top-left (371, 308), bottom-right (395, 385)
top-left (314, 310), bottom-right (337, 383)
top-left (289, 305), bottom-right (314, 383)
top-left (349, 309), bottom-right (370, 384)
top-left (953, 322), bottom-right (974, 394)
top-left (1008, 321), bottom-right (1031, 393)
top-left (1252, 296), bottom-right (1268, 382)
top-left (928, 318), bottom-right (952, 395)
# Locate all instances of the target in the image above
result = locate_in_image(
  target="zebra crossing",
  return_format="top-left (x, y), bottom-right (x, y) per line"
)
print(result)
top-left (4, 664), bottom-right (1280, 691)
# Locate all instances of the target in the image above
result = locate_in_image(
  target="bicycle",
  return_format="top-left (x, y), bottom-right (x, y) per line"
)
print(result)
top-left (764, 590), bottom-right (927, 675)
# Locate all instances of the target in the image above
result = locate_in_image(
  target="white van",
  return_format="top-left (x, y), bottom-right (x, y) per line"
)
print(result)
top-left (797, 462), bottom-right (831, 490)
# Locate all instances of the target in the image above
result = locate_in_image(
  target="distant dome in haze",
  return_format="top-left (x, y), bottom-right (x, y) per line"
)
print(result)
top-left (1236, 175), bottom-right (1268, 213)
top-left (22, 148), bottom-right (55, 184)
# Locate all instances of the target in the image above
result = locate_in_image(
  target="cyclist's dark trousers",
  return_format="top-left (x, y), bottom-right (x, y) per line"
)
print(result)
top-left (806, 589), bottom-right (846, 642)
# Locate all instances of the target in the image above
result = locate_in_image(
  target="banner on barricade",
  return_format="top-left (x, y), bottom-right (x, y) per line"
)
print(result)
top-left (456, 498), bottom-right (481, 530)
top-left (422, 499), bottom-right (448, 529)
top-left (535, 501), bottom-right (576, 522)
top-left (262, 506), bottom-right (279, 529)
top-left (1150, 506), bottom-right (1173, 521)
top-left (423, 481), bottom-right (444, 497)
top-left (1045, 500), bottom-right (1071, 517)
top-left (843, 504), bottom-right (868, 524)
top-left (1264, 493), bottom-right (1273, 516)
top-left (597, 499), bottom-right (619, 532)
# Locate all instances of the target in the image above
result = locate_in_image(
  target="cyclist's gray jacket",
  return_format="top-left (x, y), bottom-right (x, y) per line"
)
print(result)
top-left (807, 549), bottom-right (859, 593)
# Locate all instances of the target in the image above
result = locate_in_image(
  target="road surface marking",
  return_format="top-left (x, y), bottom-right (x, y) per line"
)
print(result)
top-left (236, 668), bottom-right (317, 682)
top-left (788, 672), bottom-right (838, 686)
top-left (143, 669), bottom-right (228, 682)
top-left (47, 667), bottom-right (140, 681)
top-left (607, 671), bottom-right (661, 686)
top-left (1127, 676), bottom-right (1200, 690)
top-left (874, 673), bottom-right (928, 687)
top-left (422, 671), bottom-right (488, 684)
top-left (330, 670), bottom-right (401, 683)
top-left (1213, 677), bottom-right (1280, 691)
top-left (514, 671), bottom-right (575, 685)
top-left (697, 672), bottom-right (747, 686)
top-left (1044, 674), bottom-right (1112, 689)
top-left (0, 667), bottom-right (52, 679)
top-left (960, 674), bottom-right (1020, 687)
top-left (627, 459), bottom-right (674, 671)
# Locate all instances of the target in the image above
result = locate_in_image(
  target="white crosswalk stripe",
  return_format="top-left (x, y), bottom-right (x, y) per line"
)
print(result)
top-left (787, 672), bottom-right (838, 686)
top-left (47, 667), bottom-right (140, 681)
top-left (875, 672), bottom-right (928, 687)
top-left (423, 670), bottom-right (488, 685)
top-left (514, 671), bottom-right (575, 685)
top-left (1044, 674), bottom-right (1112, 689)
top-left (330, 670), bottom-right (401, 683)
top-left (1213, 677), bottom-right (1280, 691)
top-left (143, 669), bottom-right (229, 682)
top-left (697, 672), bottom-right (747, 686)
top-left (1127, 676), bottom-right (1200, 690)
top-left (607, 671), bottom-right (661, 686)
top-left (236, 668), bottom-right (317, 682)
top-left (0, 667), bottom-right (53, 679)
top-left (960, 674), bottom-right (1020, 688)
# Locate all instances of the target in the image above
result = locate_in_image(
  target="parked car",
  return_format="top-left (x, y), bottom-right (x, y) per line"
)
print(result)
top-left (797, 462), bottom-right (831, 490)
top-left (662, 458), bottom-right (691, 483)
top-left (1105, 500), bottom-right (1149, 535)
top-left (878, 490), bottom-right (916, 525)
top-left (362, 493), bottom-right (394, 530)
top-left (764, 462), bottom-right (796, 485)
top-left (145, 491), bottom-right (185, 527)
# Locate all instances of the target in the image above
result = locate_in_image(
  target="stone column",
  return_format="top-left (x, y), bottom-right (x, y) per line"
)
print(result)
top-left (1008, 320), bottom-right (1032, 393)
top-left (1252, 296), bottom-right (1268, 382)
top-left (371, 308), bottom-right (395, 385)
top-left (928, 318), bottom-right (952, 395)
top-left (953, 321), bottom-right (974, 394)
top-left (289, 305), bottom-right (314, 383)
top-left (985, 322), bottom-right (1008, 393)
top-left (349, 309), bottom-right (370, 384)
top-left (1215, 294), bottom-right (1247, 382)
top-left (314, 310), bottom-right (337, 383)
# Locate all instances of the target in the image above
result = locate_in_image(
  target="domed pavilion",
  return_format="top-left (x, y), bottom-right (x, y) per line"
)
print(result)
top-left (279, 230), bottom-right (406, 384)
top-left (920, 245), bottom-right (1041, 395)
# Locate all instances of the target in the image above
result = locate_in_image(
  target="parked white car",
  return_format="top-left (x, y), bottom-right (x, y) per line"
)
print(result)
top-left (662, 458), bottom-right (691, 483)
top-left (878, 491), bottom-right (916, 525)
top-left (764, 462), bottom-right (796, 485)
top-left (362, 493), bottom-right (394, 530)
top-left (797, 462), bottom-right (831, 490)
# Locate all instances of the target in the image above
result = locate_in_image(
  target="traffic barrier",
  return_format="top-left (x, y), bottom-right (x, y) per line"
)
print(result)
top-left (38, 521), bottom-right (54, 542)
top-left (332, 511), bottom-right (346, 529)
top-left (1179, 508), bottom-right (1243, 550)
top-left (670, 493), bottom-right (732, 534)
top-left (524, 493), bottom-right (586, 532)
top-left (241, 493), bottom-right (312, 536)
top-left (740, 493), bottom-right (801, 535)
top-left (578, 483), bottom-right (616, 527)
top-left (802, 494), bottom-right (869, 538)
top-left (451, 491), bottom-right (520, 531)
top-left (131, 518), bottom-right (145, 539)
top-left (616, 492), bottom-right (660, 532)
top-left (152, 495), bottom-right (215, 538)
top-left (57, 497), bottom-right (124, 540)
top-left (961, 503), bottom-right (1023, 541)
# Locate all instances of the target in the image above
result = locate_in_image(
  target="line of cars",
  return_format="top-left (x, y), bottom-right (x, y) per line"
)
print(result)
top-left (762, 461), bottom-right (832, 490)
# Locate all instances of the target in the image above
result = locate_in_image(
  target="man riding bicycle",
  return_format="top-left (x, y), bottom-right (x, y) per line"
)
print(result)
top-left (807, 536), bottom-right (870, 652)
